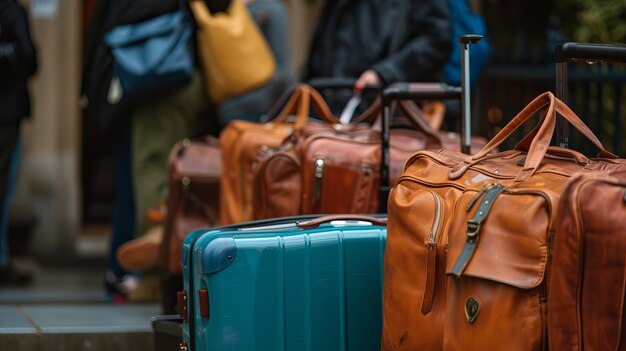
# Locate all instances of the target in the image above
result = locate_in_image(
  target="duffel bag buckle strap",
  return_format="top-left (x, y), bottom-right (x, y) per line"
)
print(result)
top-left (466, 220), bottom-right (481, 239)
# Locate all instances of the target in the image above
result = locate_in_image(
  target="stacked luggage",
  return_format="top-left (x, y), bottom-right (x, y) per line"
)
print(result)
top-left (153, 41), bottom-right (626, 351)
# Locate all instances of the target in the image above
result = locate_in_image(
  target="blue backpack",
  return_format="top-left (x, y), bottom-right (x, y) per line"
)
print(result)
top-left (443, 0), bottom-right (490, 87)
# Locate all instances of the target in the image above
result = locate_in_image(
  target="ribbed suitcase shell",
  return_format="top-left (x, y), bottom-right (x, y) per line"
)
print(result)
top-left (181, 216), bottom-right (386, 351)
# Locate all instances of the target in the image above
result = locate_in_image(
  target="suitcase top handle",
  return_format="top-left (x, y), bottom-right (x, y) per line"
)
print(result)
top-left (297, 215), bottom-right (387, 229)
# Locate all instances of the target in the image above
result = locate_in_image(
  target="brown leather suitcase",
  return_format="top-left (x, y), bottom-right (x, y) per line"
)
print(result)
top-left (161, 136), bottom-right (221, 276)
top-left (547, 41), bottom-right (626, 351)
top-left (218, 84), bottom-right (339, 225)
top-left (549, 170), bottom-right (626, 351)
top-left (251, 99), bottom-right (486, 219)
top-left (381, 92), bottom-right (623, 350)
top-left (159, 136), bottom-right (221, 314)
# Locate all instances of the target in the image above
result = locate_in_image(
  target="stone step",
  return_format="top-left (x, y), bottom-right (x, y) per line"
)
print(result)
top-left (0, 304), bottom-right (160, 351)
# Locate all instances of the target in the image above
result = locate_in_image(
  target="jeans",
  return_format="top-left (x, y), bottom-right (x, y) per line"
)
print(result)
top-left (0, 128), bottom-right (20, 268)
top-left (107, 116), bottom-right (136, 278)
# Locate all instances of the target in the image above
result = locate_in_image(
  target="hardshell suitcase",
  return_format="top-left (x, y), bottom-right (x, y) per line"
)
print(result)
top-left (179, 215), bottom-right (387, 351)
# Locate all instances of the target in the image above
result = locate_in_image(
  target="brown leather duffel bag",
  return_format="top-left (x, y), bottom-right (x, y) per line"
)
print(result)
top-left (381, 91), bottom-right (622, 350)
top-left (161, 136), bottom-right (221, 275)
top-left (549, 169), bottom-right (626, 351)
top-left (219, 84), bottom-right (340, 225)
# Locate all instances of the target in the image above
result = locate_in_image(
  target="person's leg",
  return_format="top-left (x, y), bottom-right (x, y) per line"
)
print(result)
top-left (105, 115), bottom-right (138, 301)
top-left (0, 125), bottom-right (30, 286)
top-left (131, 70), bottom-right (206, 238)
top-left (0, 127), bottom-right (17, 270)
top-left (122, 70), bottom-right (206, 303)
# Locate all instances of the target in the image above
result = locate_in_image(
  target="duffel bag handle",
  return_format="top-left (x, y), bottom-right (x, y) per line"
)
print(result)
top-left (515, 95), bottom-right (617, 181)
top-left (470, 92), bottom-right (615, 161)
top-left (297, 215), bottom-right (387, 229)
top-left (393, 100), bottom-right (443, 149)
top-left (271, 84), bottom-right (339, 128)
top-left (364, 99), bottom-right (444, 149)
top-left (351, 98), bottom-right (446, 132)
top-left (450, 92), bottom-right (617, 181)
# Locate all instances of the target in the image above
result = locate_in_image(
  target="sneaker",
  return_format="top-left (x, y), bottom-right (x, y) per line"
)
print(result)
top-left (104, 271), bottom-right (140, 304)
top-left (0, 263), bottom-right (33, 287)
top-left (116, 225), bottom-right (164, 272)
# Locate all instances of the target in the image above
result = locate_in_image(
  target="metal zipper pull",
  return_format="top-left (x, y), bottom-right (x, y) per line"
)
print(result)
top-left (314, 158), bottom-right (325, 202)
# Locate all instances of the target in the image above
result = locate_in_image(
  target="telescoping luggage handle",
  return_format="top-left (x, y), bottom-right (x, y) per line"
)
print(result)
top-left (379, 34), bottom-right (483, 213)
top-left (554, 42), bottom-right (626, 148)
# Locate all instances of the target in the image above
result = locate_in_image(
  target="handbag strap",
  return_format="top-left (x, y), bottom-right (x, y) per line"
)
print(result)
top-left (351, 98), bottom-right (445, 131)
top-left (394, 100), bottom-right (443, 148)
top-left (367, 100), bottom-right (442, 148)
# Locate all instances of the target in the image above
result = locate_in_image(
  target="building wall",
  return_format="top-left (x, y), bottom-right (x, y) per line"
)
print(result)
top-left (12, 0), bottom-right (81, 260)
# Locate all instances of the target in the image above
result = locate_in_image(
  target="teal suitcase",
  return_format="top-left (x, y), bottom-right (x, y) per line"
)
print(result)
top-left (179, 215), bottom-right (387, 351)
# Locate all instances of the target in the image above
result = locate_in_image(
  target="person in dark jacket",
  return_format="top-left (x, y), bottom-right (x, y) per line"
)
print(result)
top-left (305, 0), bottom-right (451, 112)
top-left (0, 0), bottom-right (37, 286)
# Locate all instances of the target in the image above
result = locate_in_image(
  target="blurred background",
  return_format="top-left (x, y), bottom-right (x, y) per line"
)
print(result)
top-left (4, 0), bottom-right (626, 281)
top-left (0, 0), bottom-right (623, 349)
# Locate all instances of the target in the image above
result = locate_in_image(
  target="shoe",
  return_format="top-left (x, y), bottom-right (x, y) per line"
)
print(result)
top-left (116, 225), bottom-right (164, 272)
top-left (127, 273), bottom-right (162, 303)
top-left (104, 271), bottom-right (140, 304)
top-left (0, 263), bottom-right (33, 287)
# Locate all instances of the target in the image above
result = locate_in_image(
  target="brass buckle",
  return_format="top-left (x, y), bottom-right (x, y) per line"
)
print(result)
top-left (466, 219), bottom-right (481, 238)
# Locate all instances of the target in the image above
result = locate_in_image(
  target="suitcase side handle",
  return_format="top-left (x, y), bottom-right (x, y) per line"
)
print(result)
top-left (555, 42), bottom-right (626, 63)
top-left (297, 215), bottom-right (387, 229)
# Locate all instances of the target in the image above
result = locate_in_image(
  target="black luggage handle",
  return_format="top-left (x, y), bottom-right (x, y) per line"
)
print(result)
top-left (379, 83), bottom-right (462, 213)
top-left (554, 42), bottom-right (626, 148)
top-left (555, 42), bottom-right (626, 63)
top-left (379, 35), bottom-right (483, 213)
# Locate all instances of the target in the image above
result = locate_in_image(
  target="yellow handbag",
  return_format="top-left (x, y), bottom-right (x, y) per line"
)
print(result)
top-left (189, 0), bottom-right (277, 102)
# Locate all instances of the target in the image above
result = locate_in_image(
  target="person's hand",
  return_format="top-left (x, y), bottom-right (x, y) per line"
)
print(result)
top-left (355, 69), bottom-right (382, 90)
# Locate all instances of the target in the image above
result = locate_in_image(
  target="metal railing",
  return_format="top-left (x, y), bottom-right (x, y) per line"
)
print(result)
top-left (476, 63), bottom-right (626, 156)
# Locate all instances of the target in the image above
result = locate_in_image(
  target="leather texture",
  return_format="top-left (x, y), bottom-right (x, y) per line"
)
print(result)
top-left (161, 136), bottom-right (221, 274)
top-left (381, 92), bottom-right (625, 350)
top-left (104, 9), bottom-right (193, 101)
top-left (251, 99), bottom-right (488, 220)
top-left (549, 170), bottom-right (626, 351)
top-left (190, 0), bottom-right (276, 102)
top-left (219, 84), bottom-right (340, 225)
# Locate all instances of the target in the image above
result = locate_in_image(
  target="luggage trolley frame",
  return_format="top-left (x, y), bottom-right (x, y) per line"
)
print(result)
top-left (554, 42), bottom-right (626, 148)
top-left (379, 34), bottom-right (483, 213)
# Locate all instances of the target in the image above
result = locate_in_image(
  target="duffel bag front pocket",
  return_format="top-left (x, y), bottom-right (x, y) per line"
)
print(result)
top-left (443, 184), bottom-right (551, 351)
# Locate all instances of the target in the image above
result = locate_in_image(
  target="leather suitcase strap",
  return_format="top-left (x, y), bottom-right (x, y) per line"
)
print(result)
top-left (451, 183), bottom-right (506, 277)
